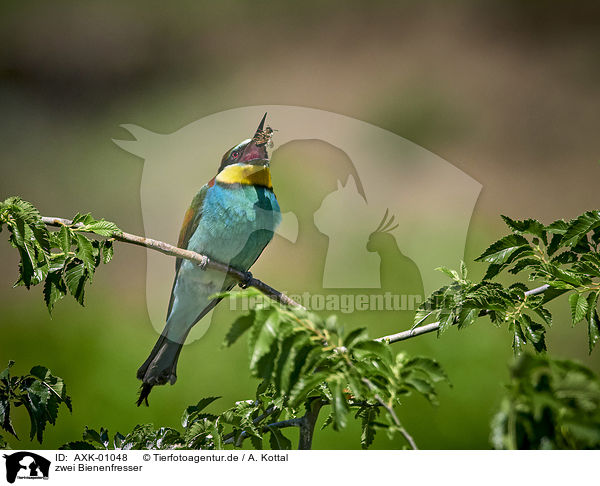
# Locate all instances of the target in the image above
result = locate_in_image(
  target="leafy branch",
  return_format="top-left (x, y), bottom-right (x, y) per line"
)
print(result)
top-left (386, 211), bottom-right (600, 355)
top-left (2, 196), bottom-right (600, 449)
top-left (1, 197), bottom-right (448, 449)
top-left (58, 296), bottom-right (448, 450)
top-left (491, 353), bottom-right (600, 449)
top-left (219, 294), bottom-right (449, 449)
top-left (0, 196), bottom-right (301, 313)
top-left (5, 196), bottom-right (597, 356)
top-left (0, 361), bottom-right (72, 443)
top-left (61, 282), bottom-right (600, 451)
top-left (0, 197), bottom-right (120, 312)
top-left (40, 215), bottom-right (302, 308)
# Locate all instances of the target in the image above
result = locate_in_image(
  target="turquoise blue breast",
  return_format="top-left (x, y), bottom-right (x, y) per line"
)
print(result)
top-left (188, 183), bottom-right (281, 271)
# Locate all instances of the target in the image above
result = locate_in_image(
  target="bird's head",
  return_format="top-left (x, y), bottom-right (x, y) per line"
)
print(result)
top-left (218, 113), bottom-right (274, 173)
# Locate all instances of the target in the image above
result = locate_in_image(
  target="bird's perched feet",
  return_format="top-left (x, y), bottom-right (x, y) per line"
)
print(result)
top-left (239, 271), bottom-right (253, 289)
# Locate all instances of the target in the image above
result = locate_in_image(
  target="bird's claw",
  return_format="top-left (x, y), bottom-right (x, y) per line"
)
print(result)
top-left (239, 272), bottom-right (253, 289)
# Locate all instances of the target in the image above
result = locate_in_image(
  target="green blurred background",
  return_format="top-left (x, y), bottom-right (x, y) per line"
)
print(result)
top-left (1, 0), bottom-right (599, 449)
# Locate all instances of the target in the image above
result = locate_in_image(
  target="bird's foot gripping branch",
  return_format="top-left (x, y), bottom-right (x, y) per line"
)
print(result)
top-left (1, 196), bottom-right (600, 449)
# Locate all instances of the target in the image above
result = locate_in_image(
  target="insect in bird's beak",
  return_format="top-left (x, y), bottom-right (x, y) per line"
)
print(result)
top-left (252, 113), bottom-right (276, 149)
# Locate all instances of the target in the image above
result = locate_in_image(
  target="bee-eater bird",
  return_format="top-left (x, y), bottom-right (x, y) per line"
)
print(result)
top-left (136, 114), bottom-right (281, 406)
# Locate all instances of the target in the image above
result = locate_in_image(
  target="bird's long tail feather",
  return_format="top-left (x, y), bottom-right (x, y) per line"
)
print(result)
top-left (136, 334), bottom-right (184, 406)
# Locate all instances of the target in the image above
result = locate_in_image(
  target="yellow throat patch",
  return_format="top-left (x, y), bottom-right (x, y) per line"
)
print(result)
top-left (215, 164), bottom-right (272, 189)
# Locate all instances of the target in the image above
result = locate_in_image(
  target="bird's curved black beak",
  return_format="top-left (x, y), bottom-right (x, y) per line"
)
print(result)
top-left (241, 113), bottom-right (271, 164)
top-left (253, 112), bottom-right (267, 140)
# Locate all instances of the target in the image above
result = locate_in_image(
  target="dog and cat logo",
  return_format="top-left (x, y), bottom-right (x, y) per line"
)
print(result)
top-left (3, 452), bottom-right (51, 483)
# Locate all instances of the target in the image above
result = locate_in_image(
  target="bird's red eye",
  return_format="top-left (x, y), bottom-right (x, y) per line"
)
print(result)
top-left (231, 150), bottom-right (240, 159)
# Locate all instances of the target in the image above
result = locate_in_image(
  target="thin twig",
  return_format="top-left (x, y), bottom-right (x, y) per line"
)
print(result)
top-left (221, 404), bottom-right (318, 448)
top-left (221, 406), bottom-right (280, 445)
top-left (361, 377), bottom-right (417, 450)
top-left (222, 417), bottom-right (304, 446)
top-left (266, 418), bottom-right (305, 430)
top-left (41, 216), bottom-right (303, 309)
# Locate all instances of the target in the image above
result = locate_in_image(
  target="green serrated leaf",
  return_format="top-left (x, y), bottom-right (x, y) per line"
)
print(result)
top-left (475, 234), bottom-right (530, 265)
top-left (102, 240), bottom-right (114, 264)
top-left (72, 213), bottom-right (94, 225)
top-left (546, 280), bottom-right (576, 290)
top-left (460, 260), bottom-right (468, 279)
top-left (532, 306), bottom-right (552, 328)
top-left (80, 220), bottom-right (121, 237)
top-left (343, 327), bottom-right (369, 349)
top-left (83, 427), bottom-right (106, 447)
top-left (248, 310), bottom-right (280, 373)
top-left (113, 432), bottom-right (126, 449)
top-left (64, 261), bottom-right (87, 305)
top-left (520, 315), bottom-right (546, 353)
top-left (289, 372), bottom-right (328, 407)
top-left (181, 397), bottom-right (221, 427)
top-left (552, 251), bottom-right (578, 264)
top-left (250, 434), bottom-right (263, 450)
top-left (268, 427), bottom-right (292, 450)
top-left (501, 215), bottom-right (547, 243)
top-left (56, 225), bottom-right (71, 253)
top-left (436, 266), bottom-right (461, 281)
top-left (587, 292), bottom-right (600, 353)
top-left (0, 400), bottom-right (17, 439)
top-left (546, 219), bottom-right (569, 234)
top-left (274, 332), bottom-right (311, 396)
top-left (75, 234), bottom-right (95, 276)
top-left (509, 258), bottom-right (541, 275)
top-left (404, 357), bottom-right (449, 384)
top-left (43, 272), bottom-right (67, 314)
top-left (436, 309), bottom-right (454, 334)
top-left (543, 263), bottom-right (585, 287)
top-left (208, 420), bottom-right (223, 450)
top-left (510, 320), bottom-right (526, 355)
top-left (456, 307), bottom-right (478, 329)
top-left (223, 312), bottom-right (255, 348)
top-left (59, 441), bottom-right (98, 450)
top-left (483, 263), bottom-right (504, 280)
top-left (547, 233), bottom-right (564, 256)
top-left (569, 293), bottom-right (589, 325)
top-left (360, 407), bottom-right (378, 449)
top-left (405, 377), bottom-right (437, 403)
top-left (331, 380), bottom-right (349, 430)
top-left (573, 259), bottom-right (600, 278)
top-left (353, 340), bottom-right (393, 366)
top-left (563, 211), bottom-right (600, 247)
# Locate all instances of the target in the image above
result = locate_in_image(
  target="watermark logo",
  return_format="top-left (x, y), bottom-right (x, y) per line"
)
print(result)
top-left (3, 452), bottom-right (51, 483)
top-left (114, 105), bottom-right (481, 342)
top-left (229, 292), bottom-right (424, 314)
